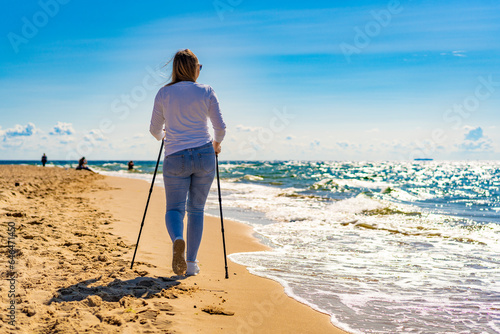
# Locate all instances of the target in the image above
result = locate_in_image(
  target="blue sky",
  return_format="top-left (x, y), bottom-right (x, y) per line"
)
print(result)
top-left (1, 0), bottom-right (499, 160)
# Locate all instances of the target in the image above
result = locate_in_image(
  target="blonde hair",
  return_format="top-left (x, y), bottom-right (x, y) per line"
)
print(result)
top-left (166, 49), bottom-right (199, 86)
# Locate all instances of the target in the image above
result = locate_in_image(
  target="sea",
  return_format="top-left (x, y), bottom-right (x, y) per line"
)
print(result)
top-left (2, 160), bottom-right (499, 334)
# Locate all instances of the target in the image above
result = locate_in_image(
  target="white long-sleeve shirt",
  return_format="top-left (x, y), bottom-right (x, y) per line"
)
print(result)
top-left (149, 81), bottom-right (226, 156)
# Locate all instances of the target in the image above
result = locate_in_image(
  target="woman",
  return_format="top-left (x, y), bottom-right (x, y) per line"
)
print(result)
top-left (150, 49), bottom-right (226, 276)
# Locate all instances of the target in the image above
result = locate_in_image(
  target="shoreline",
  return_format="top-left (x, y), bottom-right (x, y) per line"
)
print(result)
top-left (0, 165), bottom-right (350, 333)
top-left (93, 174), bottom-right (351, 333)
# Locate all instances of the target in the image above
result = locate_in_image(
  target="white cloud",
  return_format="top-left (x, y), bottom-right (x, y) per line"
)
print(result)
top-left (0, 123), bottom-right (39, 151)
top-left (452, 50), bottom-right (467, 57)
top-left (464, 127), bottom-right (484, 141)
top-left (235, 124), bottom-right (261, 132)
top-left (50, 122), bottom-right (75, 136)
top-left (310, 140), bottom-right (320, 148)
top-left (458, 126), bottom-right (493, 151)
top-left (0, 138), bottom-right (24, 149)
top-left (337, 141), bottom-right (349, 149)
top-left (459, 139), bottom-right (493, 151)
top-left (83, 129), bottom-right (107, 142)
top-left (0, 123), bottom-right (37, 138)
top-left (59, 137), bottom-right (75, 145)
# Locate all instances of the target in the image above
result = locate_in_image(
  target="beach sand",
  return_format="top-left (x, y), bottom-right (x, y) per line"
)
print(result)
top-left (0, 165), bottom-right (350, 333)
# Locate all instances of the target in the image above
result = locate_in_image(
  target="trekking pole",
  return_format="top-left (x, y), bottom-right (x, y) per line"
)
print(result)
top-left (216, 154), bottom-right (229, 279)
top-left (130, 140), bottom-right (164, 269)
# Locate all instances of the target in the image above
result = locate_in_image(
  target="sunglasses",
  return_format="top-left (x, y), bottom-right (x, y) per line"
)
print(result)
top-left (199, 64), bottom-right (203, 71)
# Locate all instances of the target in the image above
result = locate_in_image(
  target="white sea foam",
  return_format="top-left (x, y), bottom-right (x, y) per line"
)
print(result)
top-left (220, 180), bottom-right (500, 333)
top-left (97, 170), bottom-right (165, 187)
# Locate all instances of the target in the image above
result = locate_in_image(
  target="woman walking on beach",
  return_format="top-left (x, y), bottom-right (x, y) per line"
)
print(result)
top-left (150, 49), bottom-right (226, 276)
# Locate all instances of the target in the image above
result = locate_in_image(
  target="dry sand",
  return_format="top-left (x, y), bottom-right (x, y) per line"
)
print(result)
top-left (0, 165), bottom-right (350, 333)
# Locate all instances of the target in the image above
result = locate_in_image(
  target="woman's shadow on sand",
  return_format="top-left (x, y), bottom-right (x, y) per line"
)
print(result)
top-left (47, 274), bottom-right (188, 305)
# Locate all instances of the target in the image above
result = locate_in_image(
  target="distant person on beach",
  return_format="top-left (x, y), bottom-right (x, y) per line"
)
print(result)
top-left (76, 157), bottom-right (92, 172)
top-left (128, 161), bottom-right (134, 170)
top-left (150, 49), bottom-right (226, 276)
top-left (41, 153), bottom-right (47, 167)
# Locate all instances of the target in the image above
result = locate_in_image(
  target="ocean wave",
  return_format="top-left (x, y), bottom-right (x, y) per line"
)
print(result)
top-left (242, 174), bottom-right (264, 181)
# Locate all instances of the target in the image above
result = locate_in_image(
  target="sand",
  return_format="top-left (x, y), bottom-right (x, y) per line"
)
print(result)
top-left (0, 165), bottom-right (350, 333)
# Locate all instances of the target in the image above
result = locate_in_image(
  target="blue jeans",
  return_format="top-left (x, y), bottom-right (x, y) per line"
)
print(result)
top-left (162, 142), bottom-right (215, 262)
